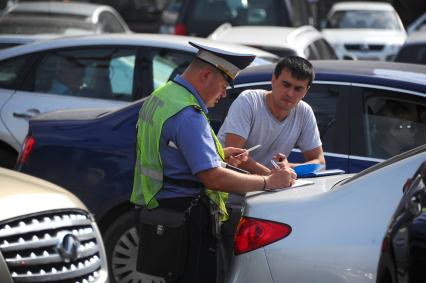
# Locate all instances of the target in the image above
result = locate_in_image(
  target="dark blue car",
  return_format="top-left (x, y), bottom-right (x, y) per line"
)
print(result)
top-left (376, 161), bottom-right (426, 283)
top-left (16, 60), bottom-right (426, 283)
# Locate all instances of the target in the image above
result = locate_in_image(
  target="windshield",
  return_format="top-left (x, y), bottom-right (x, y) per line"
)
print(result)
top-left (333, 144), bottom-right (426, 189)
top-left (326, 10), bottom-right (402, 30)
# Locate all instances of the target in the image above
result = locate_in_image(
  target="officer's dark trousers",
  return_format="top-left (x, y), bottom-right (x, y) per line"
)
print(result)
top-left (150, 197), bottom-right (217, 283)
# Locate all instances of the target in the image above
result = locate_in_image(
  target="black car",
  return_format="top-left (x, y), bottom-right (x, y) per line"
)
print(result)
top-left (376, 161), bottom-right (426, 283)
top-left (15, 60), bottom-right (426, 283)
top-left (159, 0), bottom-right (312, 37)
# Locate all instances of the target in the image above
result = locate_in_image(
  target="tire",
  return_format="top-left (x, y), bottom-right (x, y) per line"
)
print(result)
top-left (102, 210), bottom-right (165, 283)
top-left (0, 147), bottom-right (17, 169)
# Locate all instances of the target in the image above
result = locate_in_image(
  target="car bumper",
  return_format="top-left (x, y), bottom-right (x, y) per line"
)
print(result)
top-left (226, 248), bottom-right (273, 283)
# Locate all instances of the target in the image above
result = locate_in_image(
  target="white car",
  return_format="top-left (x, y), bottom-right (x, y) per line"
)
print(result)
top-left (0, 167), bottom-right (109, 283)
top-left (322, 1), bottom-right (406, 61)
top-left (0, 33), bottom-right (277, 168)
top-left (227, 145), bottom-right (426, 283)
top-left (209, 24), bottom-right (338, 60)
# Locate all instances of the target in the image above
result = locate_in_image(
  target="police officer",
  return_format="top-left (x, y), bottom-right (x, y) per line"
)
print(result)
top-left (132, 41), bottom-right (296, 283)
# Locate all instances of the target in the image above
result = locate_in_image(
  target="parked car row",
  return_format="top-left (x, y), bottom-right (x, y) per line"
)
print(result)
top-left (2, 1), bottom-right (424, 66)
top-left (14, 60), bottom-right (426, 282)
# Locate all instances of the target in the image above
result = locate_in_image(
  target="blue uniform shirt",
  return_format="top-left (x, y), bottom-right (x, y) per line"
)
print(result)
top-left (156, 75), bottom-right (222, 199)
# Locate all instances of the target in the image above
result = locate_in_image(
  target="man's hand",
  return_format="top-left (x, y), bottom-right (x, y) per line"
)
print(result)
top-left (273, 153), bottom-right (290, 168)
top-left (224, 147), bottom-right (248, 167)
top-left (266, 166), bottom-right (297, 189)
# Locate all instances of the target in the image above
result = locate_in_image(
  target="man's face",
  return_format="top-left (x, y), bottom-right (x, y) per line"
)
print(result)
top-left (204, 69), bottom-right (229, 108)
top-left (270, 68), bottom-right (310, 113)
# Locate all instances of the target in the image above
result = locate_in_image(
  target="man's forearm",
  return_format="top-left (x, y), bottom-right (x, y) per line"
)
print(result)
top-left (240, 157), bottom-right (271, 175)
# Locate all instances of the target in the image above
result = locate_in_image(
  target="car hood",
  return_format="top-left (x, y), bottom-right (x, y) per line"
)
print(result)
top-left (0, 168), bottom-right (87, 221)
top-left (322, 29), bottom-right (407, 45)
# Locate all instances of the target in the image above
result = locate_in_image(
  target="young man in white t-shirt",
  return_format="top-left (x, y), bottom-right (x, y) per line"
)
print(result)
top-left (218, 56), bottom-right (326, 175)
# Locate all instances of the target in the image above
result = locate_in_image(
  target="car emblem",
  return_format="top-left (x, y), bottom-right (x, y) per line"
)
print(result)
top-left (56, 231), bottom-right (81, 262)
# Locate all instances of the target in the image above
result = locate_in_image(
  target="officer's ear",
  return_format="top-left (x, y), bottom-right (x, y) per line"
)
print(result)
top-left (199, 67), bottom-right (215, 85)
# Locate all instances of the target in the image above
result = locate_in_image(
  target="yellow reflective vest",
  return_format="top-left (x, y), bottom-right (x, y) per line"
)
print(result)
top-left (131, 81), bottom-right (229, 220)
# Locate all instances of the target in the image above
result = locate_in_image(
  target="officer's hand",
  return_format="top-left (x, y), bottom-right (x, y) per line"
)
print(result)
top-left (224, 147), bottom-right (248, 167)
top-left (266, 167), bottom-right (297, 189)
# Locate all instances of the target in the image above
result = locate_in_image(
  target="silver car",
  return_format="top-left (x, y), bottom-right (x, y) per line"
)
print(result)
top-left (0, 167), bottom-right (109, 283)
top-left (0, 33), bottom-right (277, 168)
top-left (0, 1), bottom-right (130, 35)
top-left (227, 145), bottom-right (426, 283)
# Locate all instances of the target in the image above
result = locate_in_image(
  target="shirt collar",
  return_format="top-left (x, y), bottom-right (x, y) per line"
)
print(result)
top-left (173, 75), bottom-right (208, 114)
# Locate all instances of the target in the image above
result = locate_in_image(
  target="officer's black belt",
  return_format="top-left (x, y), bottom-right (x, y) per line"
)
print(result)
top-left (163, 175), bottom-right (205, 188)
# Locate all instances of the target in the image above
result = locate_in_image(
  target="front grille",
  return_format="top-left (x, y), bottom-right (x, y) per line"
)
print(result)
top-left (344, 44), bottom-right (384, 51)
top-left (0, 210), bottom-right (103, 283)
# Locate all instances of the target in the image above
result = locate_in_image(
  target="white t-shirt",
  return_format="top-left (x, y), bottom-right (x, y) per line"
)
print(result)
top-left (218, 89), bottom-right (322, 167)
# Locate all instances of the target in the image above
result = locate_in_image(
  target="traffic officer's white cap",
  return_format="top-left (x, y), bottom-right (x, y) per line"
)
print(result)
top-left (189, 41), bottom-right (256, 86)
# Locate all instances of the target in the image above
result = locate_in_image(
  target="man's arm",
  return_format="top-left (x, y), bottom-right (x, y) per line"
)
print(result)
top-left (197, 166), bottom-right (296, 193)
top-left (288, 146), bottom-right (326, 168)
top-left (225, 133), bottom-right (271, 175)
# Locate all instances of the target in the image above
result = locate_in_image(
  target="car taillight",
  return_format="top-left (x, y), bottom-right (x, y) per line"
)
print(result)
top-left (234, 217), bottom-right (291, 255)
top-left (174, 24), bottom-right (187, 35)
top-left (18, 135), bottom-right (35, 164)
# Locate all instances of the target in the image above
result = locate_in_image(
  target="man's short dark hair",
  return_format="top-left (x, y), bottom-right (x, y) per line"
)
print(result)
top-left (274, 56), bottom-right (315, 86)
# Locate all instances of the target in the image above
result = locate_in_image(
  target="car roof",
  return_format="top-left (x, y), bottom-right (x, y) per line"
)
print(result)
top-left (7, 1), bottom-right (107, 17)
top-left (236, 60), bottom-right (426, 93)
top-left (330, 1), bottom-right (395, 12)
top-left (0, 33), bottom-right (278, 60)
top-left (209, 25), bottom-right (323, 50)
top-left (404, 30), bottom-right (426, 45)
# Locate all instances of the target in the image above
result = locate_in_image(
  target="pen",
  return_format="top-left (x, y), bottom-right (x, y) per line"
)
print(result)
top-left (271, 159), bottom-right (280, 169)
top-left (235, 144), bottom-right (261, 157)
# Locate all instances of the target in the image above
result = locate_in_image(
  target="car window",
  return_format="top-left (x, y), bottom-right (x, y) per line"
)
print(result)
top-left (98, 11), bottom-right (126, 33)
top-left (33, 48), bottom-right (137, 101)
top-left (151, 51), bottom-right (192, 90)
top-left (0, 56), bottom-right (28, 89)
top-left (395, 44), bottom-right (426, 64)
top-left (312, 39), bottom-right (338, 59)
top-left (363, 94), bottom-right (426, 159)
top-left (305, 44), bottom-right (319, 60)
top-left (303, 84), bottom-right (340, 152)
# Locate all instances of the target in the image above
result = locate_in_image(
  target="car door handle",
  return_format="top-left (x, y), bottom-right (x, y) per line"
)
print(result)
top-left (13, 109), bottom-right (41, 119)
